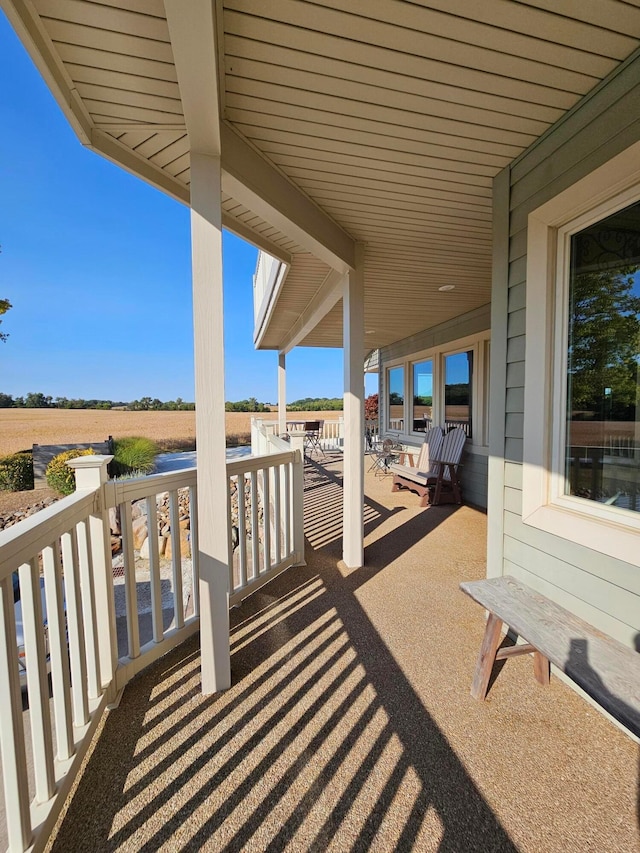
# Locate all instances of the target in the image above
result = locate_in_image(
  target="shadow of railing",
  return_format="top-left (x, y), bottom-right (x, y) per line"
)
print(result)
top-left (50, 461), bottom-right (517, 852)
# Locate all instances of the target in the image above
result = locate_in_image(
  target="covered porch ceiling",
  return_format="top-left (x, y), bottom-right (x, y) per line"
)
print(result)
top-left (5, 0), bottom-right (640, 351)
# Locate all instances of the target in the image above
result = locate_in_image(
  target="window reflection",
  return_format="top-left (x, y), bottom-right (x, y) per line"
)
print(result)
top-left (566, 200), bottom-right (640, 512)
top-left (388, 366), bottom-right (404, 430)
top-left (444, 352), bottom-right (472, 437)
top-left (412, 360), bottom-right (433, 432)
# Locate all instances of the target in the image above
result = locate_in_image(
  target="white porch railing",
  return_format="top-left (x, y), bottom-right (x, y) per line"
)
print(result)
top-left (0, 442), bottom-right (304, 852)
top-left (252, 416), bottom-right (345, 451)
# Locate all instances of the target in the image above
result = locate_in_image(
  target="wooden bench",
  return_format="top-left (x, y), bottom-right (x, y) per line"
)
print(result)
top-left (460, 575), bottom-right (640, 738)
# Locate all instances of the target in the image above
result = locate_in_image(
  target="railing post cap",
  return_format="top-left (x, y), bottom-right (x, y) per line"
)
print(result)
top-left (66, 454), bottom-right (114, 469)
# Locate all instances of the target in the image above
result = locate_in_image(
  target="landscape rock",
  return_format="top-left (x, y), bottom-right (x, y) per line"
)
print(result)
top-left (0, 472), bottom-right (264, 565)
top-left (109, 506), bottom-right (121, 535)
top-left (0, 496), bottom-right (59, 533)
top-left (131, 516), bottom-right (149, 550)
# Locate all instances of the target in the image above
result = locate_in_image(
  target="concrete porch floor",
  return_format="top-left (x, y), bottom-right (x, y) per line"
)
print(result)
top-left (48, 453), bottom-right (639, 852)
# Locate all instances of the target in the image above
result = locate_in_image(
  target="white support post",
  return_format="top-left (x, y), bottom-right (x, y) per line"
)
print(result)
top-left (190, 152), bottom-right (231, 694)
top-left (343, 244), bottom-right (365, 569)
top-left (278, 352), bottom-right (287, 436)
top-left (290, 436), bottom-right (306, 566)
top-left (68, 454), bottom-right (117, 694)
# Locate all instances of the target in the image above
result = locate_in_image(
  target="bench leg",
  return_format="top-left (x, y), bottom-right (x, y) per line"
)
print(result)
top-left (471, 613), bottom-right (504, 700)
top-left (533, 651), bottom-right (550, 687)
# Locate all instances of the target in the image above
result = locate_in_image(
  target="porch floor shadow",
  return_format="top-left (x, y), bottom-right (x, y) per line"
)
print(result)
top-left (48, 454), bottom-right (639, 852)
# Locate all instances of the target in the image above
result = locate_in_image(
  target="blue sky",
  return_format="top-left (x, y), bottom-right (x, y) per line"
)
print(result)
top-left (0, 11), bottom-right (359, 404)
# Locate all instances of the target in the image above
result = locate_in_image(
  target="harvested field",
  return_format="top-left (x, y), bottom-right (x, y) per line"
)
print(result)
top-left (0, 409), bottom-right (343, 456)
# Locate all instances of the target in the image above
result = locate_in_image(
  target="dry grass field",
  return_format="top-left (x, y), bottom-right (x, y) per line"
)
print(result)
top-left (0, 409), bottom-right (342, 456)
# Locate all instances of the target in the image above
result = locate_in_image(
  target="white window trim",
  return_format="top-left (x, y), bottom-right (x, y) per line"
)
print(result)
top-left (522, 139), bottom-right (640, 566)
top-left (384, 330), bottom-right (490, 448)
top-left (386, 364), bottom-right (406, 435)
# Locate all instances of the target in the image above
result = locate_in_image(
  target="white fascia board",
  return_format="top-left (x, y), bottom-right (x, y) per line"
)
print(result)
top-left (254, 261), bottom-right (290, 349)
top-left (280, 268), bottom-right (346, 354)
top-left (221, 123), bottom-right (355, 274)
top-left (91, 131), bottom-right (190, 205)
top-left (2, 0), bottom-right (93, 144)
top-left (163, 0), bottom-right (220, 156)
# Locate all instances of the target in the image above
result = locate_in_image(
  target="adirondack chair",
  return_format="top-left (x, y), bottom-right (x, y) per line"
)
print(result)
top-left (390, 426), bottom-right (466, 506)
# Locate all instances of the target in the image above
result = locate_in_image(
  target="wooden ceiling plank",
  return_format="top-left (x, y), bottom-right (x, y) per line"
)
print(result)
top-left (64, 62), bottom-right (179, 98)
top-left (83, 98), bottom-right (184, 124)
top-left (233, 122), bottom-right (504, 173)
top-left (224, 2), bottom-right (604, 89)
top-left (223, 29), bottom-right (577, 112)
top-left (226, 57), bottom-right (563, 136)
top-left (263, 147), bottom-right (494, 185)
top-left (35, 0), bottom-right (170, 42)
top-left (283, 171), bottom-right (491, 206)
top-left (301, 188), bottom-right (491, 221)
top-left (83, 0), bottom-right (165, 17)
top-left (224, 48), bottom-right (563, 128)
top-left (517, 0), bottom-right (640, 34)
top-left (128, 132), bottom-right (173, 157)
top-left (75, 81), bottom-right (183, 114)
top-left (322, 0), bottom-right (639, 59)
top-left (316, 197), bottom-right (491, 227)
top-left (56, 42), bottom-right (177, 81)
top-left (226, 76), bottom-right (540, 148)
top-left (43, 17), bottom-right (174, 62)
top-left (226, 100), bottom-right (524, 160)
top-left (148, 136), bottom-right (190, 166)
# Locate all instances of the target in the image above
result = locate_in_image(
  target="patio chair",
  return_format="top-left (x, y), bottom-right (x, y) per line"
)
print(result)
top-left (390, 426), bottom-right (466, 506)
top-left (303, 421), bottom-right (325, 457)
top-left (368, 437), bottom-right (403, 476)
top-left (394, 425), bottom-right (444, 474)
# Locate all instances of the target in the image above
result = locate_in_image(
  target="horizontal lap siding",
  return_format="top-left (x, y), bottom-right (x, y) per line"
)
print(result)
top-left (498, 51), bottom-right (640, 644)
top-left (460, 451), bottom-right (488, 510)
top-left (381, 303), bottom-right (490, 363)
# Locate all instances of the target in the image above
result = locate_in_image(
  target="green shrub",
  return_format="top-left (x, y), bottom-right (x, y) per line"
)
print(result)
top-left (111, 436), bottom-right (158, 477)
top-left (0, 452), bottom-right (34, 491)
top-left (46, 448), bottom-right (96, 495)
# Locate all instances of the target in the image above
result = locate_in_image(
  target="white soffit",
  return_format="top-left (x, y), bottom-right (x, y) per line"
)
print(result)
top-left (6, 0), bottom-right (640, 349)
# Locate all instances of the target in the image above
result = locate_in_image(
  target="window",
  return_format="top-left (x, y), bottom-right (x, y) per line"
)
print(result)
top-left (522, 141), bottom-right (640, 564)
top-left (388, 366), bottom-right (404, 431)
top-left (412, 359), bottom-right (433, 432)
top-left (444, 351), bottom-right (473, 438)
top-left (383, 331), bottom-right (489, 445)
top-left (565, 201), bottom-right (640, 513)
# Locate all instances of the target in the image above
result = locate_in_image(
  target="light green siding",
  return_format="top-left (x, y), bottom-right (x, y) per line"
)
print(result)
top-left (490, 51), bottom-right (640, 646)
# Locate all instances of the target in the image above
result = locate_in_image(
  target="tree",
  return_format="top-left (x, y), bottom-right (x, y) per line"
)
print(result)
top-left (0, 298), bottom-right (11, 343)
top-left (24, 392), bottom-right (52, 408)
top-left (567, 265), bottom-right (640, 420)
top-left (364, 393), bottom-right (378, 420)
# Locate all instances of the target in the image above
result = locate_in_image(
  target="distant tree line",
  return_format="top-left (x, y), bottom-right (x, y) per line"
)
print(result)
top-left (0, 392), bottom-right (194, 410)
top-left (287, 397), bottom-right (343, 411)
top-left (0, 392), bottom-right (348, 412)
top-left (225, 397), bottom-right (270, 412)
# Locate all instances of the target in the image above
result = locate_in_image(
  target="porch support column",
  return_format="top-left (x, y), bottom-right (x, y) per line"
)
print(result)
top-left (343, 244), bottom-right (365, 568)
top-left (191, 152), bottom-right (231, 694)
top-left (278, 352), bottom-right (287, 435)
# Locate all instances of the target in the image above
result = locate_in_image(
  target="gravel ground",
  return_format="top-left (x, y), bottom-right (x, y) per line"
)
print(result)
top-left (0, 487), bottom-right (59, 515)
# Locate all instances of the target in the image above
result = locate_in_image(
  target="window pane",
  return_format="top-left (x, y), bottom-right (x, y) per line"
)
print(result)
top-left (412, 359), bottom-right (433, 432)
top-left (566, 200), bottom-right (640, 512)
top-left (444, 352), bottom-right (473, 437)
top-left (388, 366), bottom-right (404, 430)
